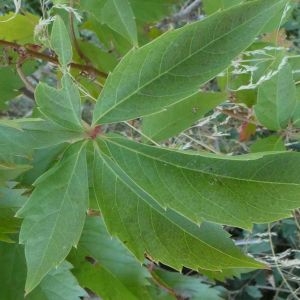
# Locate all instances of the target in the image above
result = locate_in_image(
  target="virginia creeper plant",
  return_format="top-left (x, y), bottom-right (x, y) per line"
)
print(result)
top-left (1, 0), bottom-right (300, 299)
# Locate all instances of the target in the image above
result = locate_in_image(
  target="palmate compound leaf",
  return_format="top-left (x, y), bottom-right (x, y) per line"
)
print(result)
top-left (17, 141), bottom-right (89, 294)
top-left (92, 0), bottom-right (287, 125)
top-left (92, 140), bottom-right (264, 276)
top-left (97, 137), bottom-right (300, 229)
top-left (70, 216), bottom-right (152, 300)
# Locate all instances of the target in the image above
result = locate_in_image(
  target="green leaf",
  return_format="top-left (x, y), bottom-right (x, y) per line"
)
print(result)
top-left (50, 15), bottom-right (73, 67)
top-left (291, 86), bottom-right (300, 127)
top-left (70, 216), bottom-right (151, 300)
top-left (92, 0), bottom-right (287, 125)
top-left (289, 55), bottom-right (300, 82)
top-left (130, 0), bottom-right (178, 23)
top-left (16, 119), bottom-right (84, 148)
top-left (0, 163), bottom-right (31, 186)
top-left (77, 41), bottom-right (118, 73)
top-left (92, 141), bottom-right (263, 275)
top-left (199, 266), bottom-right (254, 282)
top-left (0, 13), bottom-right (39, 43)
top-left (153, 269), bottom-right (222, 300)
top-left (27, 261), bottom-right (87, 300)
top-left (245, 286), bottom-right (263, 299)
top-left (0, 186), bottom-right (26, 242)
top-left (262, 5), bottom-right (292, 34)
top-left (97, 136), bottom-right (300, 229)
top-left (20, 144), bottom-right (67, 186)
top-left (226, 72), bottom-right (257, 107)
top-left (82, 18), bottom-right (132, 55)
top-left (35, 75), bottom-right (84, 131)
top-left (0, 119), bottom-right (83, 162)
top-left (142, 92), bottom-right (226, 142)
top-left (0, 66), bottom-right (22, 108)
top-left (223, 44), bottom-right (287, 108)
top-left (255, 62), bottom-right (296, 130)
top-left (17, 142), bottom-right (89, 293)
top-left (249, 44), bottom-right (285, 84)
top-left (202, 0), bottom-right (243, 15)
top-left (72, 262), bottom-right (139, 300)
top-left (52, 0), bottom-right (67, 3)
top-left (0, 61), bottom-right (38, 106)
top-left (101, 0), bottom-right (137, 45)
top-left (250, 135), bottom-right (285, 153)
top-left (81, 0), bottom-right (177, 47)
top-left (0, 242), bottom-right (27, 299)
top-left (0, 120), bottom-right (36, 161)
top-left (80, 0), bottom-right (137, 45)
top-left (0, 243), bottom-right (85, 299)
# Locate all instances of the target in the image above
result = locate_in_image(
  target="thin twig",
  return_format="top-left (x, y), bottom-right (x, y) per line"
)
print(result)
top-left (16, 58), bottom-right (35, 94)
top-left (0, 39), bottom-right (107, 78)
top-left (123, 121), bottom-right (161, 146)
top-left (180, 132), bottom-right (221, 154)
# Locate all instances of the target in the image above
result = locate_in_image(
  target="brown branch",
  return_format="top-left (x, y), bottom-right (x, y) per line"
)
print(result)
top-left (0, 39), bottom-right (108, 78)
